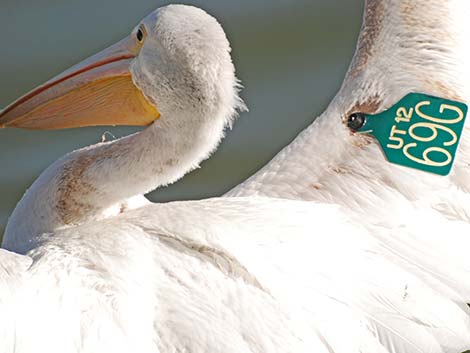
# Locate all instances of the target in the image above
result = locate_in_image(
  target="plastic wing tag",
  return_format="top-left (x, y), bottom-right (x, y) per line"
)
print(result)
top-left (356, 93), bottom-right (468, 176)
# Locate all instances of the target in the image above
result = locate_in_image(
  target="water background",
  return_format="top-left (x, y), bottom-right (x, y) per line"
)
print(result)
top-left (0, 0), bottom-right (363, 237)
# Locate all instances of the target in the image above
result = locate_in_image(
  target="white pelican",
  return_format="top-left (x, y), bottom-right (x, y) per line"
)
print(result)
top-left (0, 4), bottom-right (246, 253)
top-left (1, 1), bottom-right (470, 353)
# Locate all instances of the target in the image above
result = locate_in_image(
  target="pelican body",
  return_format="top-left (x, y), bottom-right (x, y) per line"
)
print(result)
top-left (1, 1), bottom-right (470, 353)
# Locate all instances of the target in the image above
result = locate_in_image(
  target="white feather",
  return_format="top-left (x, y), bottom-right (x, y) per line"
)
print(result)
top-left (3, 198), bottom-right (470, 352)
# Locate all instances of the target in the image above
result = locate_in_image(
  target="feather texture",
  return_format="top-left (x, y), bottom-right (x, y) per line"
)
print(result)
top-left (2, 198), bottom-right (470, 352)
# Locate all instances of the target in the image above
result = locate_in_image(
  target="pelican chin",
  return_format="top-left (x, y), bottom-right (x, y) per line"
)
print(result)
top-left (1, 4), bottom-right (245, 253)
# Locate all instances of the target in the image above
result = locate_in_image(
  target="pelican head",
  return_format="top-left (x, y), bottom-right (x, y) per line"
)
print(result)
top-left (1, 5), bottom-right (246, 253)
top-left (0, 5), bottom-right (244, 132)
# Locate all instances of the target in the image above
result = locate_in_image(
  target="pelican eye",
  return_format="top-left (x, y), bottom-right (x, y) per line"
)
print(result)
top-left (347, 113), bottom-right (366, 131)
top-left (136, 27), bottom-right (145, 42)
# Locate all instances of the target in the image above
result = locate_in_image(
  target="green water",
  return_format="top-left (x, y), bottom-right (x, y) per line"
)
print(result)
top-left (0, 0), bottom-right (363, 237)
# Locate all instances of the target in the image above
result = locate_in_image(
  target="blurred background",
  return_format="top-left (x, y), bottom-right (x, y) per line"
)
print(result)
top-left (0, 0), bottom-right (363, 238)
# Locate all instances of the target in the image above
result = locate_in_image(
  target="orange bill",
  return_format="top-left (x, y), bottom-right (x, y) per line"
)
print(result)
top-left (0, 34), bottom-right (159, 130)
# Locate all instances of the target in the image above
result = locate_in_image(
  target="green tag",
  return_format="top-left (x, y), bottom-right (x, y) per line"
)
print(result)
top-left (355, 93), bottom-right (468, 176)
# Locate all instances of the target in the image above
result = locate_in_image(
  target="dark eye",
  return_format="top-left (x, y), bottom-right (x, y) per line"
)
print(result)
top-left (347, 113), bottom-right (366, 131)
top-left (136, 28), bottom-right (144, 42)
